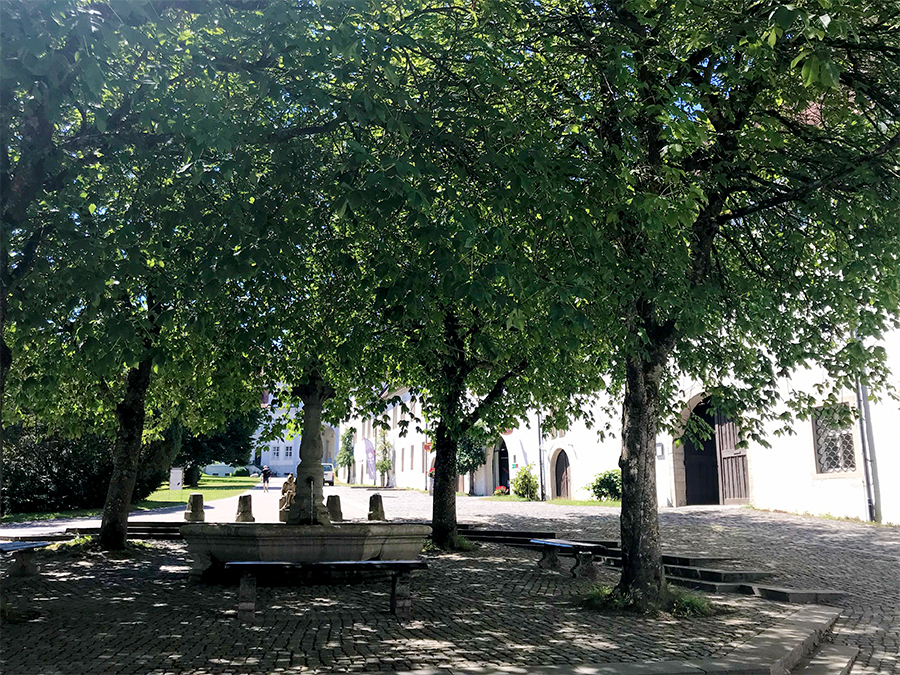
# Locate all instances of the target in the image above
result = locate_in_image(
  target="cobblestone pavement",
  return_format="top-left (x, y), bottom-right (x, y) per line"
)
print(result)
top-left (1, 490), bottom-right (898, 675)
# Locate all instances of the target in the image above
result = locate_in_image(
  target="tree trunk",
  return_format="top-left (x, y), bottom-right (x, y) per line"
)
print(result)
top-left (287, 370), bottom-right (334, 525)
top-left (99, 358), bottom-right (154, 550)
top-left (431, 419), bottom-right (459, 548)
top-left (468, 470), bottom-right (475, 496)
top-left (616, 356), bottom-right (669, 611)
top-left (0, 293), bottom-right (10, 516)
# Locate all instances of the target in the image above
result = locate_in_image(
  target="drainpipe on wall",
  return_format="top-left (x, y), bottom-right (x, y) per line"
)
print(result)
top-left (855, 377), bottom-right (882, 523)
top-left (537, 412), bottom-right (546, 501)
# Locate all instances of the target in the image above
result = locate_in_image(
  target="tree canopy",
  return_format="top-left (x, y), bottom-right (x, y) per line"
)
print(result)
top-left (4, 0), bottom-right (899, 602)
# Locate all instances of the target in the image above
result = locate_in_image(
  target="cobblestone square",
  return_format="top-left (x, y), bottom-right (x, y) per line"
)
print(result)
top-left (1, 490), bottom-right (897, 675)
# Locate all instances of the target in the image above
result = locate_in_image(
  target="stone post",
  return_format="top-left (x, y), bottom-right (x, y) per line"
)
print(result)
top-left (326, 495), bottom-right (343, 522)
top-left (286, 370), bottom-right (333, 525)
top-left (368, 493), bottom-right (385, 520)
top-left (184, 493), bottom-right (204, 522)
top-left (235, 494), bottom-right (255, 522)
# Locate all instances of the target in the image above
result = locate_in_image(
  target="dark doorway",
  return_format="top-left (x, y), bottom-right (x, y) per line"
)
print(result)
top-left (498, 442), bottom-right (510, 488)
top-left (554, 450), bottom-right (571, 499)
top-left (683, 401), bottom-right (720, 505)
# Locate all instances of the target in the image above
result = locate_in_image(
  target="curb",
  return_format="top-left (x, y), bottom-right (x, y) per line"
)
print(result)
top-left (345, 605), bottom-right (839, 675)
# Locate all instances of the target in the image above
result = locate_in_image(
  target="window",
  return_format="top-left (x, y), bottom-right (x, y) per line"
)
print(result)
top-left (812, 404), bottom-right (856, 473)
top-left (273, 446), bottom-right (280, 458)
top-left (285, 446), bottom-right (293, 458)
top-left (411, 445), bottom-right (415, 471)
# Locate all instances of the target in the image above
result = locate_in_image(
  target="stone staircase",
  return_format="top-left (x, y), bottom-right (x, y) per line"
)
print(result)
top-left (590, 541), bottom-right (845, 605)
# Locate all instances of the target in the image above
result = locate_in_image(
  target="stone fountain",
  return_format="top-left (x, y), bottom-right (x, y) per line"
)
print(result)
top-left (181, 372), bottom-right (430, 579)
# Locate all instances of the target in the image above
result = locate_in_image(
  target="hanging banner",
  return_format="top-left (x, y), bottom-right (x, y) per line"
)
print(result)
top-left (365, 438), bottom-right (377, 480)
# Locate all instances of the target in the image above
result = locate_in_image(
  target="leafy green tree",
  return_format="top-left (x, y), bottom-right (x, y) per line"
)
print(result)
top-left (456, 435), bottom-right (486, 496)
top-left (491, 0), bottom-right (900, 609)
top-left (375, 429), bottom-right (394, 487)
top-left (336, 430), bottom-right (355, 484)
top-left (0, 0), bottom-right (272, 534)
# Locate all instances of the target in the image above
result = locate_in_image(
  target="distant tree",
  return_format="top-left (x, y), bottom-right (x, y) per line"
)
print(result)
top-left (336, 430), bottom-right (355, 484)
top-left (456, 435), bottom-right (487, 496)
top-left (375, 429), bottom-right (394, 488)
top-left (174, 410), bottom-right (262, 487)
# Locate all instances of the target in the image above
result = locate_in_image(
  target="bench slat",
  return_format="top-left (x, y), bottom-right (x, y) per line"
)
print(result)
top-left (0, 541), bottom-right (51, 554)
top-left (224, 560), bottom-right (427, 572)
top-left (530, 539), bottom-right (606, 551)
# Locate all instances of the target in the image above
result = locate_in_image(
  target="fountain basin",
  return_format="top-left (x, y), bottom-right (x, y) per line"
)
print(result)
top-left (181, 522), bottom-right (432, 578)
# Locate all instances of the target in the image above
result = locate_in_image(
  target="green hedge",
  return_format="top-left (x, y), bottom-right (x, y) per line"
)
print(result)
top-left (2, 425), bottom-right (167, 514)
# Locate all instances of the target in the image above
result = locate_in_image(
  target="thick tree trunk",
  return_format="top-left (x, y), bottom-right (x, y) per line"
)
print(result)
top-left (431, 419), bottom-right (459, 548)
top-left (287, 370), bottom-right (334, 525)
top-left (99, 358), bottom-right (153, 550)
top-left (617, 356), bottom-right (669, 611)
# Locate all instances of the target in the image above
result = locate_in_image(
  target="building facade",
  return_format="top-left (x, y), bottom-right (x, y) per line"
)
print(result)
top-left (341, 331), bottom-right (899, 524)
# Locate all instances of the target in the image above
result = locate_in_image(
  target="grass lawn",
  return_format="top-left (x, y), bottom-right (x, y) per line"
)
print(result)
top-left (548, 498), bottom-right (621, 507)
top-left (481, 495), bottom-right (621, 507)
top-left (138, 475), bottom-right (259, 509)
top-left (1, 475), bottom-right (260, 524)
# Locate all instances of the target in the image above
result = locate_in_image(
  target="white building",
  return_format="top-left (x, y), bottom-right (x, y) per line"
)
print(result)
top-left (342, 331), bottom-right (900, 524)
top-left (252, 391), bottom-right (338, 477)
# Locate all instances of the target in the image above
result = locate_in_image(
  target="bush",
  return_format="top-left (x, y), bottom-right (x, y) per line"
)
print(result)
top-left (493, 485), bottom-right (509, 496)
top-left (232, 467), bottom-right (250, 477)
top-left (589, 469), bottom-right (623, 501)
top-left (2, 424), bottom-right (173, 515)
top-left (511, 464), bottom-right (539, 501)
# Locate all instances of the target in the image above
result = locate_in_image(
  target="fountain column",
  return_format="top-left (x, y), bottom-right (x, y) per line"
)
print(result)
top-left (287, 370), bottom-right (333, 525)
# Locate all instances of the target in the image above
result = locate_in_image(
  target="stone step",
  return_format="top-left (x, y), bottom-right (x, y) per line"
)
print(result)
top-left (749, 586), bottom-right (845, 604)
top-left (666, 575), bottom-right (749, 594)
top-left (464, 530), bottom-right (557, 539)
top-left (793, 644), bottom-right (858, 675)
top-left (662, 554), bottom-right (735, 567)
top-left (664, 565), bottom-right (775, 583)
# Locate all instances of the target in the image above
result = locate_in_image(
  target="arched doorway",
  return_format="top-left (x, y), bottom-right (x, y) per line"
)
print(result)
top-left (683, 401), bottom-right (719, 504)
top-left (497, 441), bottom-right (510, 489)
top-left (554, 450), bottom-right (571, 499)
top-left (682, 400), bottom-right (748, 505)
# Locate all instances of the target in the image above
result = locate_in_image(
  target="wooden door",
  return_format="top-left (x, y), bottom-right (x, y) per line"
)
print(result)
top-left (716, 412), bottom-right (749, 504)
top-left (684, 402), bottom-right (720, 505)
top-left (498, 444), bottom-right (510, 488)
top-left (555, 451), bottom-right (571, 499)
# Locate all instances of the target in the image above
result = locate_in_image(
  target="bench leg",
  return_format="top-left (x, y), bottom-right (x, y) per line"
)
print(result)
top-left (238, 574), bottom-right (257, 624)
top-left (537, 545), bottom-right (560, 570)
top-left (390, 572), bottom-right (412, 618)
top-left (571, 551), bottom-right (598, 580)
top-left (7, 550), bottom-right (39, 577)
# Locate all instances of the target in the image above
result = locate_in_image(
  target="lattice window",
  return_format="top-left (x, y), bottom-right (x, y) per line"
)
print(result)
top-left (285, 446), bottom-right (292, 458)
top-left (812, 404), bottom-right (856, 473)
top-left (273, 446), bottom-right (280, 457)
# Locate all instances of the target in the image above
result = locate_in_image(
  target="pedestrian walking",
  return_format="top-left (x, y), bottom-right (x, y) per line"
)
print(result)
top-left (261, 465), bottom-right (272, 492)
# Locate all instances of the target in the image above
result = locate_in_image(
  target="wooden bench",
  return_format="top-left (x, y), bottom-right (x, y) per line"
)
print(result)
top-left (530, 539), bottom-right (609, 579)
top-left (0, 541), bottom-right (52, 577)
top-left (224, 559), bottom-right (428, 622)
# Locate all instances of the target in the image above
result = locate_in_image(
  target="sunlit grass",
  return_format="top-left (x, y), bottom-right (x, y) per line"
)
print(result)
top-left (548, 498), bottom-right (621, 507)
top-left (139, 475), bottom-right (259, 508)
top-left (1, 475), bottom-right (259, 523)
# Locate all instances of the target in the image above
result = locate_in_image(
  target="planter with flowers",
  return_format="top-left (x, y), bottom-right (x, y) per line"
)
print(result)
top-left (493, 485), bottom-right (509, 496)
